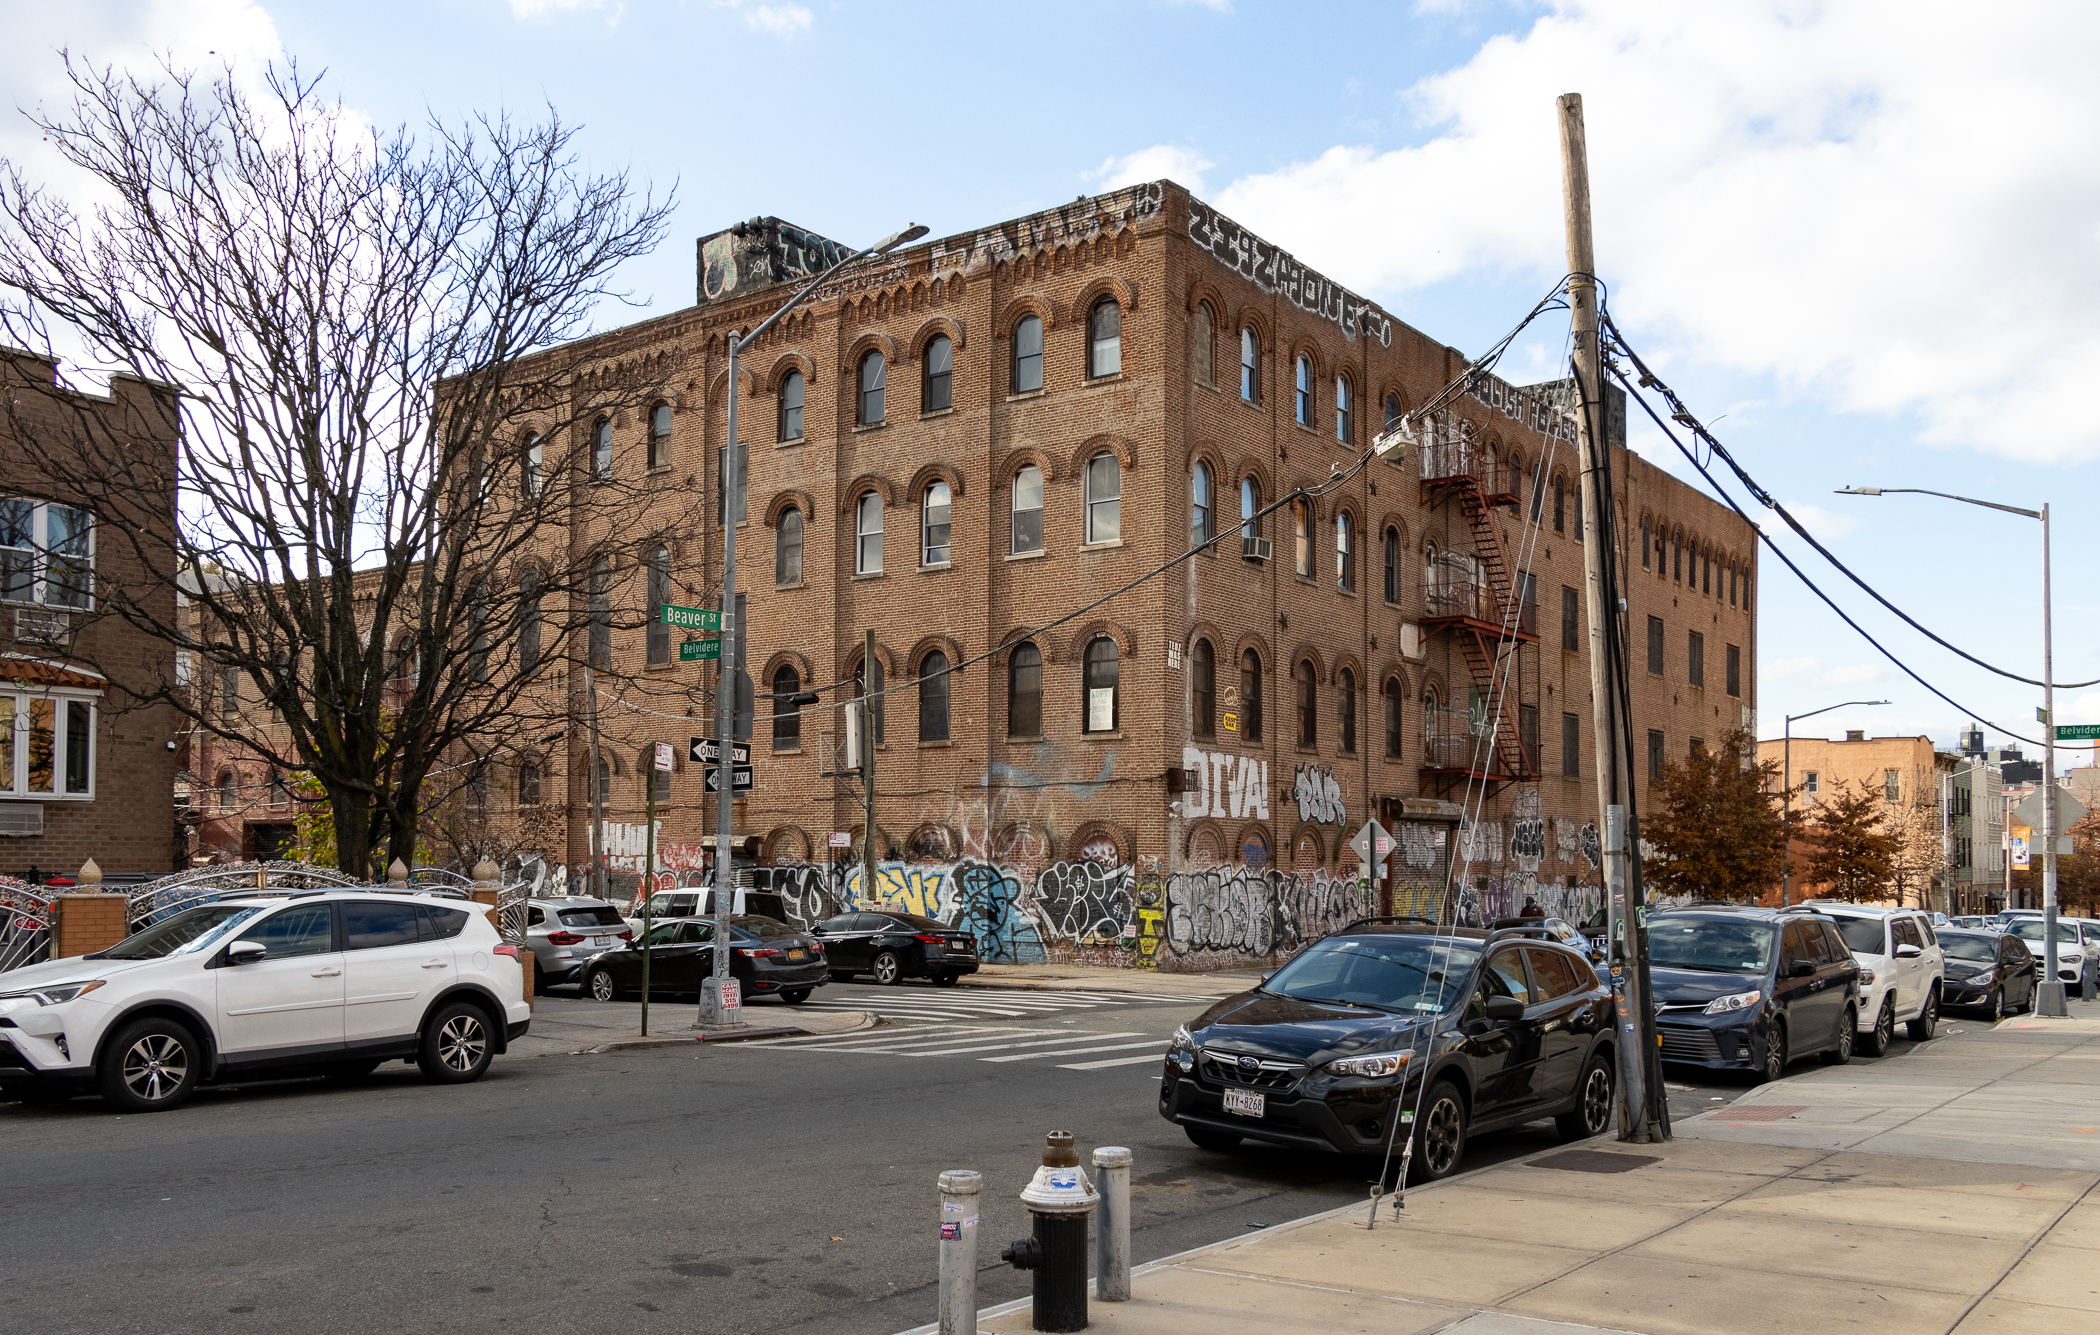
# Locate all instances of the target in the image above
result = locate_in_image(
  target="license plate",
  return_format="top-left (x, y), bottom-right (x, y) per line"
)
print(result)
top-left (786, 949), bottom-right (805, 960)
top-left (1221, 1088), bottom-right (1265, 1118)
top-left (593, 936), bottom-right (612, 947)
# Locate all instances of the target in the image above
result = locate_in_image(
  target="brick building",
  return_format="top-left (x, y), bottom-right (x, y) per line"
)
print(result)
top-left (0, 348), bottom-right (184, 879)
top-left (1757, 730), bottom-right (1959, 910)
top-left (426, 179), bottom-right (1759, 958)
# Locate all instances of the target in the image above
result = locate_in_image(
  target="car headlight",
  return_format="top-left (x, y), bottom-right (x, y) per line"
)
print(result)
top-left (0, 979), bottom-right (105, 1006)
top-left (1857, 967), bottom-right (1876, 986)
top-left (1168, 1025), bottom-right (1195, 1072)
top-left (1326, 1051), bottom-right (1411, 1078)
top-left (1702, 989), bottom-right (1762, 1016)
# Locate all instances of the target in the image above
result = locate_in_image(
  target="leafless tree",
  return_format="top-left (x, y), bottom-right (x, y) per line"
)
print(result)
top-left (0, 55), bottom-right (692, 877)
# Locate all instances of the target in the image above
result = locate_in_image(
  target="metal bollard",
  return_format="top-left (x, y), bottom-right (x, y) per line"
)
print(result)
top-left (938, 1170), bottom-right (982, 1335)
top-left (1091, 1146), bottom-right (1131, 1302)
top-left (1000, 1131), bottom-right (1099, 1333)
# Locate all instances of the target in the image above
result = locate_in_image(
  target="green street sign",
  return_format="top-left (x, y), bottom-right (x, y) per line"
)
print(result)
top-left (679, 638), bottom-right (721, 662)
top-left (2055, 723), bottom-right (2100, 741)
top-left (661, 604), bottom-right (720, 631)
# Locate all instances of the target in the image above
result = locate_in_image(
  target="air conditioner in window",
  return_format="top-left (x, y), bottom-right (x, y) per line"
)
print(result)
top-left (14, 608), bottom-right (67, 644)
top-left (0, 803), bottom-right (44, 837)
top-left (1241, 536), bottom-right (1272, 563)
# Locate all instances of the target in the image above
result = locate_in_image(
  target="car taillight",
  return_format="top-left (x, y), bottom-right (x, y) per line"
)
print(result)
top-left (548, 931), bottom-right (585, 946)
top-left (811, 941), bottom-right (825, 952)
top-left (738, 947), bottom-right (780, 958)
top-left (619, 930), bottom-right (634, 941)
top-left (493, 944), bottom-right (520, 958)
top-left (913, 934), bottom-right (943, 944)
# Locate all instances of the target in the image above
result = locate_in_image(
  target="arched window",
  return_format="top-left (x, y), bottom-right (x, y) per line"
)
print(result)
top-left (1295, 659), bottom-right (1317, 747)
top-left (1383, 526), bottom-right (1400, 603)
top-left (857, 350), bottom-right (886, 425)
top-left (1085, 453), bottom-right (1120, 544)
top-left (1240, 476), bottom-right (1260, 541)
top-left (1241, 649), bottom-right (1263, 741)
top-left (1384, 393), bottom-right (1403, 431)
top-left (1673, 530), bottom-right (1683, 582)
top-left (518, 570), bottom-right (541, 674)
top-left (1084, 637), bottom-right (1119, 733)
top-left (1293, 497), bottom-right (1312, 576)
top-left (779, 370), bottom-right (805, 442)
top-left (853, 654), bottom-right (885, 745)
top-left (775, 505), bottom-right (803, 585)
top-left (856, 491), bottom-right (884, 574)
top-left (518, 763), bottom-right (541, 807)
top-left (592, 416), bottom-right (612, 479)
top-left (1012, 314), bottom-right (1044, 393)
top-left (1530, 463), bottom-right (1547, 523)
top-left (919, 650), bottom-right (951, 743)
top-left (591, 756), bottom-right (610, 806)
top-left (588, 557), bottom-right (611, 668)
top-left (922, 481), bottom-right (952, 566)
top-left (1383, 678), bottom-right (1403, 758)
top-left (645, 544), bottom-right (671, 666)
top-left (1729, 562), bottom-right (1738, 607)
top-left (1655, 523), bottom-right (1667, 575)
top-left (1240, 327), bottom-right (1260, 402)
top-left (1191, 639), bottom-right (1215, 739)
top-left (649, 402), bottom-right (672, 469)
top-left (1088, 298), bottom-right (1121, 379)
top-left (1192, 302), bottom-right (1215, 387)
top-left (1011, 465), bottom-right (1044, 554)
top-left (1191, 461), bottom-right (1214, 549)
top-left (772, 664), bottom-right (802, 749)
top-left (1553, 474), bottom-right (1566, 533)
top-left (1641, 516), bottom-right (1652, 569)
top-left (1335, 374), bottom-right (1352, 443)
top-left (1008, 642), bottom-right (1042, 737)
top-left (923, 334), bottom-right (953, 412)
top-left (1338, 668), bottom-right (1357, 755)
top-left (1294, 354), bottom-right (1313, 426)
top-left (522, 432), bottom-right (542, 498)
top-left (468, 580), bottom-right (490, 684)
top-left (1335, 511), bottom-right (1354, 591)
top-left (1702, 547), bottom-right (1712, 594)
top-left (216, 771), bottom-right (235, 810)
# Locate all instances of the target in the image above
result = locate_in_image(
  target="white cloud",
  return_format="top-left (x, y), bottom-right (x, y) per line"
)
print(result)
top-left (1160, 0), bottom-right (1232, 10)
top-left (1784, 502), bottom-right (1861, 541)
top-left (711, 0), bottom-right (811, 37)
top-left (1764, 656), bottom-right (1819, 682)
top-left (1208, 0), bottom-right (2100, 463)
top-left (1088, 145), bottom-right (1214, 198)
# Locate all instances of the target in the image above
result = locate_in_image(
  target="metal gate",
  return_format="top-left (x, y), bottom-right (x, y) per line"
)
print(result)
top-left (0, 877), bottom-right (54, 973)
top-left (1379, 800), bottom-right (1460, 921)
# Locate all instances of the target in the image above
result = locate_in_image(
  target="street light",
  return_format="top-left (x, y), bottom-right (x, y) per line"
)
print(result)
top-left (1837, 484), bottom-right (2066, 1016)
top-left (1782, 699), bottom-right (1890, 906)
top-left (702, 220), bottom-right (927, 1030)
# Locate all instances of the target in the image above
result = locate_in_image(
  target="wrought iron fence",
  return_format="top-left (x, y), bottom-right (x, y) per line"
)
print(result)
top-left (1424, 704), bottom-right (1491, 770)
top-left (0, 876), bottom-right (55, 973)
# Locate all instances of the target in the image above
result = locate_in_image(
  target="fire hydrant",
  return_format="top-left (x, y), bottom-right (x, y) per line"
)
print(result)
top-left (1000, 1131), bottom-right (1098, 1332)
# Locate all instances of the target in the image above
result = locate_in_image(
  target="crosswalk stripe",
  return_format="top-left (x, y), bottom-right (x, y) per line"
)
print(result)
top-left (809, 994), bottom-right (1120, 1010)
top-left (1058, 1052), bottom-right (1169, 1071)
top-left (981, 1039), bottom-right (1169, 1063)
top-left (755, 1028), bottom-right (1040, 1054)
top-left (894, 1031), bottom-right (1146, 1057)
top-left (739, 1024), bottom-right (1006, 1049)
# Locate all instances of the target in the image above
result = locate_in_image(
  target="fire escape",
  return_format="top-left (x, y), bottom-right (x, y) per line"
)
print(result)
top-left (1416, 418), bottom-right (1539, 795)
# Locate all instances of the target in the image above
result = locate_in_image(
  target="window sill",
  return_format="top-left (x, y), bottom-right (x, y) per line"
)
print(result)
top-left (1006, 549), bottom-right (1047, 562)
top-left (920, 561), bottom-right (952, 574)
top-left (1239, 396), bottom-right (1264, 411)
top-left (1082, 373), bottom-right (1128, 389)
top-left (1006, 389), bottom-right (1047, 404)
top-left (775, 580), bottom-right (805, 591)
top-left (1293, 421), bottom-right (1320, 437)
top-left (647, 464), bottom-right (673, 477)
top-left (918, 739), bottom-right (952, 749)
top-left (1006, 734), bottom-right (1046, 745)
top-left (772, 747), bottom-right (804, 756)
top-left (920, 408), bottom-right (956, 422)
top-left (776, 436), bottom-right (806, 450)
top-left (1081, 731), bottom-right (1124, 742)
top-left (1293, 574), bottom-right (1317, 587)
top-left (852, 571), bottom-right (886, 582)
top-left (1080, 539), bottom-right (1126, 552)
top-left (644, 660), bottom-right (680, 672)
top-left (1336, 586), bottom-right (1357, 598)
top-left (851, 422), bottom-right (887, 434)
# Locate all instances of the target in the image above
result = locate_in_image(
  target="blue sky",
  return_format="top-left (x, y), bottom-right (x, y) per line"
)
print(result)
top-left (9, 0), bottom-right (2100, 769)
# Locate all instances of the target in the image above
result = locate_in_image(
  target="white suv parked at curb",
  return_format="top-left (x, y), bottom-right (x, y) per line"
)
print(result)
top-left (1797, 903), bottom-right (1944, 1056)
top-left (0, 891), bottom-right (530, 1112)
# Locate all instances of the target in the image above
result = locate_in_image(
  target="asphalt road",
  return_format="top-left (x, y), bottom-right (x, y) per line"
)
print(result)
top-left (0, 980), bottom-right (1969, 1335)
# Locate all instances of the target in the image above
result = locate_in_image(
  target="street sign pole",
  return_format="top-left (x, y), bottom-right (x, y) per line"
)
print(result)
top-left (2041, 503), bottom-right (2065, 1016)
top-left (703, 333), bottom-right (742, 1031)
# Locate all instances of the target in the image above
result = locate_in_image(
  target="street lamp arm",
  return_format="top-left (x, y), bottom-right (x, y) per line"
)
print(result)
top-left (1835, 486), bottom-right (2040, 521)
top-left (1786, 699), bottom-right (1890, 725)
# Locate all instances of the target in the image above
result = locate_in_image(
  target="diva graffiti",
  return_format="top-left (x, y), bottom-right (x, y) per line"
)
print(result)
top-left (1181, 747), bottom-right (1271, 821)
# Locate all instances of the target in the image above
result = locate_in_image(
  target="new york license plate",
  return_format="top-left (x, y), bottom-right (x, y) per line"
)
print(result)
top-left (786, 949), bottom-right (805, 959)
top-left (1222, 1088), bottom-right (1265, 1118)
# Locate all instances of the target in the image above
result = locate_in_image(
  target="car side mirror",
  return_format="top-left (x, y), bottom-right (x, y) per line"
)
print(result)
top-left (1788, 959), bottom-right (1817, 977)
top-left (1894, 943), bottom-right (1922, 959)
top-left (1484, 995), bottom-right (1525, 1022)
top-left (227, 940), bottom-right (266, 965)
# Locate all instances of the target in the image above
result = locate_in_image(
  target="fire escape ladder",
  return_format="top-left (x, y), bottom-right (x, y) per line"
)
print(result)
top-left (1455, 625), bottom-right (1534, 779)
top-left (1456, 487), bottom-right (1520, 634)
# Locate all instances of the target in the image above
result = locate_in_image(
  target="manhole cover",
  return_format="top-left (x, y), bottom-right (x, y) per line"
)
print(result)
top-left (1704, 1104), bottom-right (1806, 1122)
top-left (1528, 1150), bottom-right (1661, 1174)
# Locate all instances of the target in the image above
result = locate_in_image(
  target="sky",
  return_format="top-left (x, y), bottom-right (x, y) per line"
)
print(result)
top-left (6, 0), bottom-right (2099, 771)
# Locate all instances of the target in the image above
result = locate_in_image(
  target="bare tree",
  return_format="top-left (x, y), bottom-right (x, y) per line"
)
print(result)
top-left (0, 55), bottom-right (689, 877)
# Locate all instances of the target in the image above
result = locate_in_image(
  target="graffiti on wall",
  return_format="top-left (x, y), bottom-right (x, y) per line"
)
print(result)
top-left (1162, 867), bottom-right (1377, 961)
top-left (1187, 200), bottom-right (1394, 348)
top-left (1182, 746), bottom-right (1272, 821)
top-left (1292, 765), bottom-right (1345, 825)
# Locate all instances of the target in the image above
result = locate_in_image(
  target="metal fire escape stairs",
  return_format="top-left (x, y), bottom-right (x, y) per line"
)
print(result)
top-left (1417, 426), bottom-right (1539, 795)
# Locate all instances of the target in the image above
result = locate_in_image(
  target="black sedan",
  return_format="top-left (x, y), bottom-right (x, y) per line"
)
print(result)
top-left (813, 911), bottom-right (979, 986)
top-left (580, 916), bottom-right (829, 1004)
top-left (1938, 927), bottom-right (2035, 1018)
top-left (1648, 907), bottom-right (1861, 1082)
top-left (1159, 920), bottom-right (1617, 1181)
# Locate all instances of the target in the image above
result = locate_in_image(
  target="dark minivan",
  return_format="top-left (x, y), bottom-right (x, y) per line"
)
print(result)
top-left (1649, 907), bottom-right (1861, 1082)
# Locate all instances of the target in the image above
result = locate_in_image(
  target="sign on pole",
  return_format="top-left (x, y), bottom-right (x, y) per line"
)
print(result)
top-left (2012, 786), bottom-right (2088, 833)
top-left (661, 604), bottom-right (721, 631)
top-left (689, 738), bottom-right (751, 765)
top-left (703, 764), bottom-right (755, 793)
top-left (1349, 819), bottom-right (1393, 867)
top-left (2055, 723), bottom-right (2100, 741)
top-left (653, 742), bottom-right (675, 772)
top-left (679, 638), bottom-right (721, 662)
top-left (828, 831), bottom-right (853, 849)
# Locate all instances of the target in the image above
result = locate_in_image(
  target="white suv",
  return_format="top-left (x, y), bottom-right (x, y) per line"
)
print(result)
top-left (0, 891), bottom-right (530, 1112)
top-left (2001, 914), bottom-right (2100, 991)
top-left (1797, 903), bottom-right (1945, 1056)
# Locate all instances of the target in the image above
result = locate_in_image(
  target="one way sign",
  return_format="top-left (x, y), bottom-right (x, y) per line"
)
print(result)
top-left (689, 737), bottom-right (751, 765)
top-left (703, 765), bottom-right (755, 793)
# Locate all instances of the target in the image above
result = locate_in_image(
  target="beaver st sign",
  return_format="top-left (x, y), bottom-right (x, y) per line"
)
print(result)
top-left (660, 603), bottom-right (720, 631)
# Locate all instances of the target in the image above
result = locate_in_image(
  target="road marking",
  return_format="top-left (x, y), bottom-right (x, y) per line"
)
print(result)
top-left (898, 1031), bottom-right (1146, 1057)
top-left (750, 1027), bottom-right (1041, 1054)
top-left (1060, 1052), bottom-right (1169, 1071)
top-left (738, 1024), bottom-right (1012, 1049)
top-left (981, 1040), bottom-right (1167, 1063)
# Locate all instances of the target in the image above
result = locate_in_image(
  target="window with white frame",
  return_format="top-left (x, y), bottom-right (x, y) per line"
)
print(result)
top-left (0, 692), bottom-right (96, 797)
top-left (922, 482), bottom-right (952, 566)
top-left (0, 499), bottom-right (92, 608)
top-left (856, 492), bottom-right (884, 574)
top-left (1085, 454), bottom-right (1120, 544)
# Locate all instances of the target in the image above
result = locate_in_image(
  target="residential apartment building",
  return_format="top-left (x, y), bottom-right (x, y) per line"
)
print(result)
top-left (0, 348), bottom-right (184, 878)
top-left (1757, 730), bottom-right (1959, 909)
top-left (431, 179), bottom-right (1758, 941)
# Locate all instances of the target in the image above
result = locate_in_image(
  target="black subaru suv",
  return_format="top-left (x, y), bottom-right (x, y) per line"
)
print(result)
top-left (1159, 919), bottom-right (1616, 1181)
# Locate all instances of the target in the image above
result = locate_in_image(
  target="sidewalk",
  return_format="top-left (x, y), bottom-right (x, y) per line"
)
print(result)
top-left (927, 1005), bottom-right (2100, 1335)
top-left (510, 996), bottom-right (874, 1057)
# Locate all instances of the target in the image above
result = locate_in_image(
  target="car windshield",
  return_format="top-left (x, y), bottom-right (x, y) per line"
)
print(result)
top-left (1647, 918), bottom-right (1775, 973)
top-left (882, 912), bottom-right (949, 932)
top-left (101, 905), bottom-right (265, 960)
top-left (2010, 919), bottom-right (2079, 944)
top-left (560, 906), bottom-right (624, 927)
top-left (1263, 935), bottom-right (1481, 1013)
top-left (1940, 934), bottom-right (1998, 962)
top-left (732, 916), bottom-right (798, 940)
top-left (1831, 917), bottom-right (1887, 954)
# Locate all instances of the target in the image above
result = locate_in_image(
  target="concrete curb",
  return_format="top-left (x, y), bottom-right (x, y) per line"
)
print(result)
top-left (582, 1010), bottom-right (879, 1053)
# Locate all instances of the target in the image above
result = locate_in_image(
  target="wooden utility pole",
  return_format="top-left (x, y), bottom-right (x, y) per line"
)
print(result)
top-left (1559, 92), bottom-right (1659, 1142)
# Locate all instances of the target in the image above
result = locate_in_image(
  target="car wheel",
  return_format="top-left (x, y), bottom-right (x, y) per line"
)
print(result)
top-left (1184, 1126), bottom-right (1241, 1152)
top-left (1751, 1023), bottom-right (1787, 1085)
top-left (1409, 1079), bottom-right (1469, 1182)
top-left (871, 950), bottom-right (904, 986)
top-left (1906, 986), bottom-right (1940, 1041)
top-left (780, 988), bottom-right (812, 1005)
top-left (98, 1017), bottom-right (202, 1113)
top-left (1555, 1051), bottom-right (1615, 1141)
top-left (587, 969), bottom-right (622, 1002)
top-left (417, 1002), bottom-right (494, 1084)
top-left (1821, 1006), bottom-right (1856, 1065)
top-left (1988, 987), bottom-right (2005, 1022)
top-left (1860, 998), bottom-right (1895, 1057)
top-left (931, 971), bottom-right (960, 988)
top-left (322, 1059), bottom-right (383, 1085)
